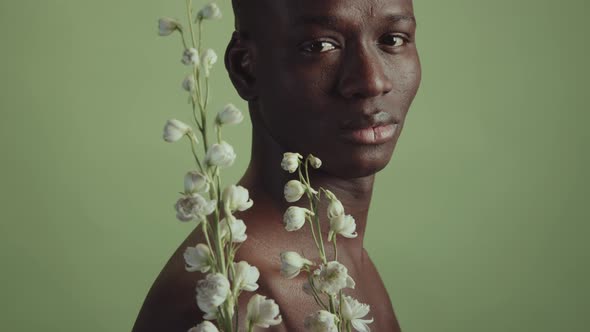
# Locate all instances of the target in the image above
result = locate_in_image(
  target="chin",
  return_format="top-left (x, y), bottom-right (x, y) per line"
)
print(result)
top-left (319, 141), bottom-right (396, 179)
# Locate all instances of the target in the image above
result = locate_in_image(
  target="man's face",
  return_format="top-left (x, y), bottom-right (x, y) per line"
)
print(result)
top-left (249, 0), bottom-right (421, 178)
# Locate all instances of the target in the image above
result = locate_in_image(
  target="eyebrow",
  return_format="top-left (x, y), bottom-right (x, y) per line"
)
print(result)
top-left (293, 14), bottom-right (416, 28)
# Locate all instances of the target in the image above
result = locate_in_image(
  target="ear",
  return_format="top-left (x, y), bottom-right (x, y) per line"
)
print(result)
top-left (224, 31), bottom-right (257, 101)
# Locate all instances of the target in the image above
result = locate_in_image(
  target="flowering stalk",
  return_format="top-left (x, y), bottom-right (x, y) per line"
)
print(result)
top-left (159, 2), bottom-right (281, 331)
top-left (280, 153), bottom-right (374, 332)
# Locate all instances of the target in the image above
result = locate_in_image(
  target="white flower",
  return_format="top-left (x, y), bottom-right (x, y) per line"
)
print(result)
top-left (174, 193), bottom-right (216, 222)
top-left (327, 198), bottom-right (344, 220)
top-left (313, 261), bottom-right (355, 295)
top-left (304, 310), bottom-right (339, 332)
top-left (200, 48), bottom-right (218, 77)
top-left (281, 152), bottom-right (302, 173)
top-left (187, 321), bottom-right (219, 332)
top-left (182, 73), bottom-right (196, 92)
top-left (339, 295), bottom-right (374, 332)
top-left (196, 273), bottom-right (230, 319)
top-left (232, 261), bottom-right (260, 292)
top-left (280, 251), bottom-right (313, 279)
top-left (308, 154), bottom-right (322, 169)
top-left (284, 180), bottom-right (306, 203)
top-left (329, 214), bottom-right (358, 240)
top-left (205, 141), bottom-right (236, 168)
top-left (182, 48), bottom-right (200, 66)
top-left (158, 17), bottom-right (182, 36)
top-left (183, 244), bottom-right (211, 273)
top-left (246, 294), bottom-right (282, 328)
top-left (184, 171), bottom-right (210, 194)
top-left (222, 185), bottom-right (253, 213)
top-left (197, 3), bottom-right (222, 20)
top-left (163, 119), bottom-right (192, 143)
top-left (216, 103), bottom-right (243, 126)
top-left (283, 206), bottom-right (312, 231)
top-left (220, 216), bottom-right (247, 243)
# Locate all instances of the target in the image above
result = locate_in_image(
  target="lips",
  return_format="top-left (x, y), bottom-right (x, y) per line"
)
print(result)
top-left (338, 110), bottom-right (399, 144)
top-left (339, 123), bottom-right (398, 144)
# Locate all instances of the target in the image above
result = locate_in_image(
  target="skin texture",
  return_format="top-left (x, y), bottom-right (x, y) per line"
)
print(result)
top-left (133, 0), bottom-right (420, 330)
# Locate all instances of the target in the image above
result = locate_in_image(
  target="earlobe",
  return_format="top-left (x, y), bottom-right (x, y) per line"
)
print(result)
top-left (224, 31), bottom-right (257, 101)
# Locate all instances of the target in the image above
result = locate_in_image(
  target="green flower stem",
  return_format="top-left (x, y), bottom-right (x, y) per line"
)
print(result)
top-left (204, 76), bottom-right (210, 110)
top-left (313, 194), bottom-right (327, 264)
top-left (198, 77), bottom-right (209, 152)
top-left (185, 0), bottom-right (197, 48)
top-left (304, 157), bottom-right (311, 188)
top-left (308, 275), bottom-right (328, 310)
top-left (329, 295), bottom-right (336, 314)
top-left (307, 214), bottom-right (320, 256)
top-left (247, 321), bottom-right (253, 332)
top-left (347, 321), bottom-right (352, 332)
top-left (179, 30), bottom-right (189, 50)
top-left (333, 236), bottom-right (338, 261)
top-left (190, 96), bottom-right (203, 131)
top-left (338, 291), bottom-right (344, 331)
top-left (216, 125), bottom-right (222, 143)
top-left (198, 19), bottom-right (203, 52)
top-left (302, 161), bottom-right (328, 263)
top-left (188, 134), bottom-right (204, 173)
top-left (201, 216), bottom-right (217, 266)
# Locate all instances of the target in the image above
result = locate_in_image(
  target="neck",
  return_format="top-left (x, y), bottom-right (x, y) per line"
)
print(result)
top-left (237, 118), bottom-right (376, 250)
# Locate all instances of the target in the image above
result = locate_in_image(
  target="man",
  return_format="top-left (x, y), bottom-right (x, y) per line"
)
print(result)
top-left (134, 0), bottom-right (420, 330)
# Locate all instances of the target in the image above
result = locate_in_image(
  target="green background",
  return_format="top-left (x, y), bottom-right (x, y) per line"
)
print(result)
top-left (1, 0), bottom-right (588, 331)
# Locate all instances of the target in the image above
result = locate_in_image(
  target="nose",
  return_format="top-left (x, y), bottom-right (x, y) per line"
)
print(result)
top-left (337, 43), bottom-right (393, 99)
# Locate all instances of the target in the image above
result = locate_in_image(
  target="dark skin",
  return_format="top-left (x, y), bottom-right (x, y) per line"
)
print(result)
top-left (133, 0), bottom-right (420, 330)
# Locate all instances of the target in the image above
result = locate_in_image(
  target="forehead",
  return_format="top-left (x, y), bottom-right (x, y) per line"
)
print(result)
top-left (262, 0), bottom-right (414, 26)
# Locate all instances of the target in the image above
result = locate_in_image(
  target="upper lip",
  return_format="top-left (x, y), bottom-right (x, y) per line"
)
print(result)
top-left (340, 111), bottom-right (398, 130)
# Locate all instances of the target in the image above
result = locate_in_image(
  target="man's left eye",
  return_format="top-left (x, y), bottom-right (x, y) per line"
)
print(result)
top-left (300, 41), bottom-right (337, 53)
top-left (379, 35), bottom-right (406, 47)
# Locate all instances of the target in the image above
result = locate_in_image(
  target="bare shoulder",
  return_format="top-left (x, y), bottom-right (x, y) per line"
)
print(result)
top-left (132, 234), bottom-right (205, 332)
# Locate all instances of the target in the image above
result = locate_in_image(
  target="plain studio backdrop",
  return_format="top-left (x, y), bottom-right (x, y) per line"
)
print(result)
top-left (0, 1), bottom-right (588, 331)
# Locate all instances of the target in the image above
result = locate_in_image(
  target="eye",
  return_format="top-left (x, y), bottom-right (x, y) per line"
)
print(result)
top-left (300, 40), bottom-right (338, 53)
top-left (379, 34), bottom-right (406, 47)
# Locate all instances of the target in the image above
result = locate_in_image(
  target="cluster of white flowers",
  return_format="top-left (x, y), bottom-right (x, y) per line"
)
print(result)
top-left (158, 3), bottom-right (282, 332)
top-left (279, 152), bottom-right (374, 331)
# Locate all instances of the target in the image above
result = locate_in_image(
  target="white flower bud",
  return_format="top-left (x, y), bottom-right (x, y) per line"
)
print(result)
top-left (174, 193), bottom-right (216, 222)
top-left (284, 180), bottom-right (306, 203)
top-left (182, 73), bottom-right (196, 92)
top-left (222, 184), bottom-right (253, 212)
top-left (197, 3), bottom-right (222, 21)
top-left (231, 261), bottom-right (260, 292)
top-left (205, 141), bottom-right (236, 168)
top-left (327, 198), bottom-right (345, 220)
top-left (184, 171), bottom-right (209, 194)
top-left (158, 17), bottom-right (182, 36)
top-left (215, 103), bottom-right (244, 126)
top-left (280, 251), bottom-right (313, 279)
top-left (246, 294), bottom-right (282, 328)
top-left (196, 273), bottom-right (230, 319)
top-left (281, 152), bottom-right (302, 173)
top-left (188, 321), bottom-right (219, 332)
top-left (304, 310), bottom-right (339, 332)
top-left (182, 48), bottom-right (200, 66)
top-left (283, 206), bottom-right (312, 232)
top-left (163, 119), bottom-right (192, 143)
top-left (220, 216), bottom-right (247, 243)
top-left (313, 261), bottom-right (355, 295)
top-left (200, 48), bottom-right (218, 77)
top-left (339, 295), bottom-right (374, 332)
top-left (183, 243), bottom-right (211, 273)
top-left (308, 154), bottom-right (322, 169)
top-left (328, 214), bottom-right (358, 240)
